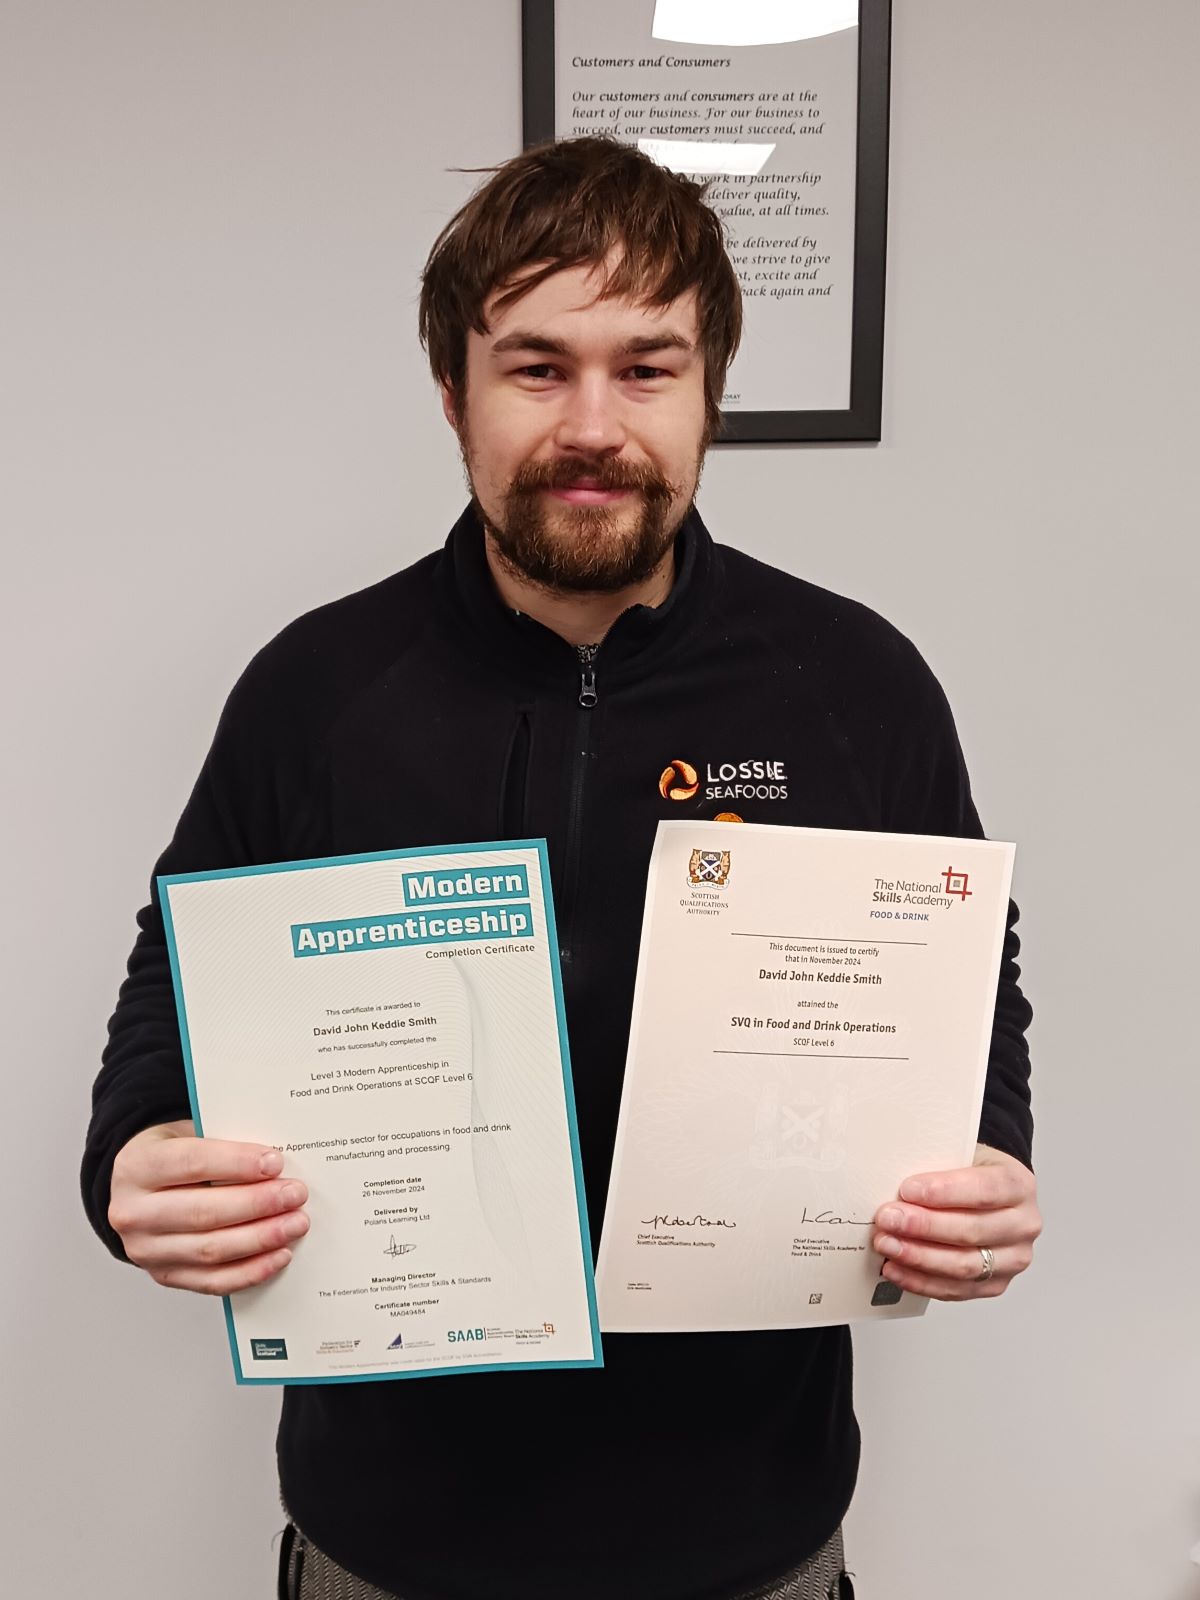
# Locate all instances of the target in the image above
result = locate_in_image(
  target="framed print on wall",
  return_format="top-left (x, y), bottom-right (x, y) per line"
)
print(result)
top-left (522, 0), bottom-right (892, 443)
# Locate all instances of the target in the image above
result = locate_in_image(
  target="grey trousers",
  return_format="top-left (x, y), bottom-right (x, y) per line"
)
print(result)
top-left (278, 1519), bottom-right (853, 1600)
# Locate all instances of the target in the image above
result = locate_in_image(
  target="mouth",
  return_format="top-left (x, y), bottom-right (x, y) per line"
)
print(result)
top-left (545, 483), bottom-right (632, 506)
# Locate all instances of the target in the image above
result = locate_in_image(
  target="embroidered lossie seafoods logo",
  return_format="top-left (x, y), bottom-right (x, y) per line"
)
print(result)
top-left (659, 759), bottom-right (699, 800)
top-left (658, 758), bottom-right (789, 802)
top-left (705, 759), bottom-right (788, 801)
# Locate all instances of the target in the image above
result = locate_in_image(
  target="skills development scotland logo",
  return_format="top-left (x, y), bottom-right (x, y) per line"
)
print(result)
top-left (250, 1338), bottom-right (288, 1361)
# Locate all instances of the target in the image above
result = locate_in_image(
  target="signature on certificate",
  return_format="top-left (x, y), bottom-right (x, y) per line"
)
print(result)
top-left (640, 1213), bottom-right (738, 1231)
top-left (798, 1206), bottom-right (872, 1227)
top-left (383, 1235), bottom-right (418, 1258)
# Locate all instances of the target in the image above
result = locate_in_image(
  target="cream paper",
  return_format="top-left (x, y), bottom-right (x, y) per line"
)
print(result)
top-left (597, 822), bottom-right (1015, 1331)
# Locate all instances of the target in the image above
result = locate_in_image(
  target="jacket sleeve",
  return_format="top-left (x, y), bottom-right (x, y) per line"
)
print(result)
top-left (880, 646), bottom-right (1035, 1171)
top-left (81, 648), bottom-right (317, 1260)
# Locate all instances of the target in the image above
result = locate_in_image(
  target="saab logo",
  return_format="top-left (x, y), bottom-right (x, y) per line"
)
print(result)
top-left (659, 759), bottom-right (699, 800)
top-left (388, 1332), bottom-right (404, 1349)
top-left (448, 1327), bottom-right (486, 1343)
top-left (942, 867), bottom-right (972, 901)
top-left (250, 1338), bottom-right (288, 1361)
top-left (689, 849), bottom-right (731, 887)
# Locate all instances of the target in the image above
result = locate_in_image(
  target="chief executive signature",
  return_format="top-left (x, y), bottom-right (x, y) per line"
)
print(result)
top-left (798, 1206), bottom-right (873, 1227)
top-left (640, 1213), bottom-right (738, 1231)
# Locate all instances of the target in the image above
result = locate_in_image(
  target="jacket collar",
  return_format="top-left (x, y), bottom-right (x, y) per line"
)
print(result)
top-left (435, 500), bottom-right (717, 689)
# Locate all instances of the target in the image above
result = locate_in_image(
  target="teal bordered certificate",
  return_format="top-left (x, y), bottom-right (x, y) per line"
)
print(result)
top-left (159, 840), bottom-right (602, 1384)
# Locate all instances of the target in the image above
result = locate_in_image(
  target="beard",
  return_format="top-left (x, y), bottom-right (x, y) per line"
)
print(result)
top-left (466, 446), bottom-right (703, 595)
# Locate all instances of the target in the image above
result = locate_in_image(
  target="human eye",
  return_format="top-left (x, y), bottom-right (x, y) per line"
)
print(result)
top-left (624, 365), bottom-right (670, 383)
top-left (516, 363), bottom-right (560, 382)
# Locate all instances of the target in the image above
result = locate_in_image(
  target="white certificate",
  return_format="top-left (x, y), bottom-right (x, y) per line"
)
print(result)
top-left (596, 822), bottom-right (1015, 1331)
top-left (160, 841), bottom-right (602, 1383)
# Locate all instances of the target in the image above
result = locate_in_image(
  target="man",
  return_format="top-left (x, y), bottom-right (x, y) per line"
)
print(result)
top-left (83, 137), bottom-right (1040, 1600)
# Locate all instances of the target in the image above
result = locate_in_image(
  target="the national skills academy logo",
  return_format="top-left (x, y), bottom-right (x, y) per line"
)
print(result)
top-left (942, 866), bottom-right (973, 901)
top-left (689, 849), bottom-right (731, 887)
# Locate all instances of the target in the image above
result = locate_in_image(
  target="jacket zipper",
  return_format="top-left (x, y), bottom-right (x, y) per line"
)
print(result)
top-left (558, 645), bottom-right (599, 968)
top-left (577, 645), bottom-right (598, 709)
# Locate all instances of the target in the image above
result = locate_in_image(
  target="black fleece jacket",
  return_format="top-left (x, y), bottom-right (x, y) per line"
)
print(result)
top-left (83, 506), bottom-right (1033, 1600)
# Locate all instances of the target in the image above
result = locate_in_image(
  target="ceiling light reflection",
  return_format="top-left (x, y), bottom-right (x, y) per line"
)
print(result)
top-left (652, 0), bottom-right (858, 47)
top-left (637, 138), bottom-right (776, 175)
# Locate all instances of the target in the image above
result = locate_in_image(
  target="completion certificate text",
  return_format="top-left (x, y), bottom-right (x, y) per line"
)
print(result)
top-left (596, 822), bottom-right (1015, 1331)
top-left (160, 841), bottom-right (601, 1383)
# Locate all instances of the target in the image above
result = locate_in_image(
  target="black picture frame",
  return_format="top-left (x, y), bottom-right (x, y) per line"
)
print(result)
top-left (521, 0), bottom-right (892, 444)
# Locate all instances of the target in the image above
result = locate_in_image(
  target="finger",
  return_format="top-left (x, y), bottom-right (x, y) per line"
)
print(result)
top-left (874, 1201), bottom-right (1039, 1249)
top-left (873, 1233), bottom-right (1033, 1284)
top-left (148, 1247), bottom-right (296, 1297)
top-left (136, 1178), bottom-right (308, 1238)
top-left (132, 1208), bottom-right (311, 1271)
top-left (898, 1163), bottom-right (1029, 1210)
top-left (877, 1256), bottom-right (1010, 1302)
top-left (134, 1136), bottom-right (285, 1190)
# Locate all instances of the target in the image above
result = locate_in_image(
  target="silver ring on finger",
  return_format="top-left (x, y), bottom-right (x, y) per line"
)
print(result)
top-left (975, 1246), bottom-right (995, 1282)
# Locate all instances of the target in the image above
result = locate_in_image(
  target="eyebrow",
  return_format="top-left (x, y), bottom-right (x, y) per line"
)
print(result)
top-left (489, 331), bottom-right (695, 359)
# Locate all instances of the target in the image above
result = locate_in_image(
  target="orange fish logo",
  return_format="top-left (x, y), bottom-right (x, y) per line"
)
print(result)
top-left (658, 759), bottom-right (699, 801)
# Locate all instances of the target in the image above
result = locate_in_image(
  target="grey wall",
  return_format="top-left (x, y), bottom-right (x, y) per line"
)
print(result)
top-left (3, 2), bottom-right (1197, 1595)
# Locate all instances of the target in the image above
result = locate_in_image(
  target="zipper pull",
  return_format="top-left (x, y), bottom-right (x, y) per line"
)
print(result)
top-left (577, 644), bottom-right (599, 708)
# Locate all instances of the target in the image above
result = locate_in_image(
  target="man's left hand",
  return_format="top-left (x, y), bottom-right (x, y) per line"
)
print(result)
top-left (872, 1144), bottom-right (1041, 1301)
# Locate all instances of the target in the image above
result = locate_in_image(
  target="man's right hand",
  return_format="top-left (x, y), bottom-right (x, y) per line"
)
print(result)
top-left (108, 1119), bottom-right (309, 1295)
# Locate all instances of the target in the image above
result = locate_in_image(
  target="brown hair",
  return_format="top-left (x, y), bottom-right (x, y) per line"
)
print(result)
top-left (419, 137), bottom-right (742, 431)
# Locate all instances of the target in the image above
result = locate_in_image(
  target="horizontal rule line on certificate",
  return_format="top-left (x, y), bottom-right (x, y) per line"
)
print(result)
top-left (731, 934), bottom-right (928, 946)
top-left (713, 1051), bottom-right (910, 1061)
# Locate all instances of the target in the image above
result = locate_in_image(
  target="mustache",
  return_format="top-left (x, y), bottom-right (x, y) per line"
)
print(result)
top-left (508, 456), bottom-right (676, 501)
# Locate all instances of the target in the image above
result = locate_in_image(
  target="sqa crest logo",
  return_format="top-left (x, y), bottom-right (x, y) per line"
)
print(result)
top-left (689, 849), bottom-right (731, 887)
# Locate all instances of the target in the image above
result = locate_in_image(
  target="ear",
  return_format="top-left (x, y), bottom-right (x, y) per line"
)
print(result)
top-left (440, 382), bottom-right (460, 431)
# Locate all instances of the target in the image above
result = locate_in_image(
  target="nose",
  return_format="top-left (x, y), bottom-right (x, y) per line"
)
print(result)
top-left (553, 372), bottom-right (627, 459)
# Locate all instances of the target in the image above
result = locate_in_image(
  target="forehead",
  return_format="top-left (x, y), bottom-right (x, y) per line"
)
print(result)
top-left (479, 260), bottom-right (700, 351)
